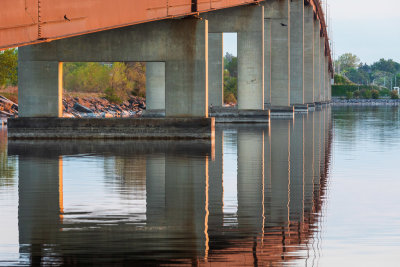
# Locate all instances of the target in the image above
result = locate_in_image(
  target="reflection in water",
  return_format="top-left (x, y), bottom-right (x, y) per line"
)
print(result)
top-left (0, 108), bottom-right (333, 266)
top-left (0, 129), bottom-right (16, 187)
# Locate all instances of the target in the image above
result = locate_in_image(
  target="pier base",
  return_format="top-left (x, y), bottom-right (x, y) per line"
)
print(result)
top-left (7, 117), bottom-right (215, 140)
top-left (269, 106), bottom-right (294, 118)
top-left (293, 104), bottom-right (309, 113)
top-left (209, 107), bottom-right (270, 123)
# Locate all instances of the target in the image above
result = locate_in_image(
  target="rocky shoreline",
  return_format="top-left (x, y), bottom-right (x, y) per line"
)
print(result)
top-left (331, 98), bottom-right (400, 106)
top-left (0, 95), bottom-right (147, 125)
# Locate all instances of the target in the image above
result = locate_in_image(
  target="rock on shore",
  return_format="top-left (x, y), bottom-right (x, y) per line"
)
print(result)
top-left (0, 95), bottom-right (147, 123)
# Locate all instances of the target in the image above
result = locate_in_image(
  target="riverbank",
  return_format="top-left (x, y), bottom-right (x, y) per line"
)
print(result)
top-left (331, 98), bottom-right (400, 106)
top-left (0, 93), bottom-right (146, 125)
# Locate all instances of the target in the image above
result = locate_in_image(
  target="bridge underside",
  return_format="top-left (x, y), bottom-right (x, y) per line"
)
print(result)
top-left (7, 1), bottom-right (333, 139)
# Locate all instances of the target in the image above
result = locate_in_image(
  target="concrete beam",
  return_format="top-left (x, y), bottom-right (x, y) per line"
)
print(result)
top-left (265, 0), bottom-right (290, 108)
top-left (304, 5), bottom-right (314, 105)
top-left (290, 0), bottom-right (304, 106)
top-left (202, 5), bottom-right (264, 110)
top-left (19, 18), bottom-right (209, 117)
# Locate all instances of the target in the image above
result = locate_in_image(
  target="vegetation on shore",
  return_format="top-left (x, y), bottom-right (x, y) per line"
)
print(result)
top-left (334, 53), bottom-right (400, 99)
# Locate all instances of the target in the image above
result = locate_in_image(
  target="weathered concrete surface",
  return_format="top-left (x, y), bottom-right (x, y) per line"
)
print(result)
top-left (7, 117), bottom-right (215, 139)
top-left (144, 62), bottom-right (165, 117)
top-left (209, 106), bottom-right (270, 123)
top-left (320, 36), bottom-right (325, 102)
top-left (202, 5), bottom-right (264, 110)
top-left (265, 0), bottom-right (290, 108)
top-left (290, 0), bottom-right (304, 105)
top-left (18, 61), bottom-right (63, 117)
top-left (293, 104), bottom-right (309, 113)
top-left (313, 18), bottom-right (321, 103)
top-left (269, 106), bottom-right (294, 118)
top-left (208, 33), bottom-right (224, 107)
top-left (264, 12), bottom-right (272, 108)
top-left (19, 18), bottom-right (208, 118)
top-left (304, 4), bottom-right (314, 105)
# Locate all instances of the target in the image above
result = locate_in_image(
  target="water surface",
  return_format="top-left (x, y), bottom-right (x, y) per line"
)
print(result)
top-left (0, 106), bottom-right (398, 266)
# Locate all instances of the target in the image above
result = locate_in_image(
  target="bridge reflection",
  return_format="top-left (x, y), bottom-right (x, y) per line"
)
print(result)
top-left (9, 108), bottom-right (332, 266)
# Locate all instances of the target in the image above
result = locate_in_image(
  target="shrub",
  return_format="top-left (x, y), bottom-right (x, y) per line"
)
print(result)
top-left (345, 91), bottom-right (353, 99)
top-left (224, 92), bottom-right (237, 104)
top-left (390, 90), bottom-right (399, 99)
top-left (371, 89), bottom-right (379, 99)
top-left (360, 89), bottom-right (371, 99)
top-left (353, 90), bottom-right (361, 98)
top-left (380, 88), bottom-right (391, 97)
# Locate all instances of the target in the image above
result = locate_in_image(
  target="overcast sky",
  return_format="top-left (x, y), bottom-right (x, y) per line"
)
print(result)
top-left (224, 0), bottom-right (400, 64)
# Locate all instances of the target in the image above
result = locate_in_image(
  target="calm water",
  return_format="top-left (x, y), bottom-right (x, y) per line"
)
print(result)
top-left (0, 106), bottom-right (399, 266)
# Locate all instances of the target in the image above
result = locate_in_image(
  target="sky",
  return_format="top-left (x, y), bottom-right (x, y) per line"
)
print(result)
top-left (223, 0), bottom-right (400, 64)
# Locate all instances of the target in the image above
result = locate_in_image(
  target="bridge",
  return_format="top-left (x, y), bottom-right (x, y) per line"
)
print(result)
top-left (1, 0), bottom-right (333, 139)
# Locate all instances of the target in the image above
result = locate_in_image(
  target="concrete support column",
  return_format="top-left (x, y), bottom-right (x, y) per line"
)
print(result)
top-left (304, 5), bottom-right (314, 105)
top-left (313, 19), bottom-right (321, 103)
top-left (237, 128), bottom-right (264, 232)
top-left (320, 37), bottom-right (325, 102)
top-left (18, 61), bottom-right (62, 117)
top-left (325, 58), bottom-right (330, 102)
top-left (208, 33), bottom-right (224, 107)
top-left (145, 62), bottom-right (165, 117)
top-left (265, 0), bottom-right (290, 108)
top-left (290, 0), bottom-right (304, 106)
top-left (264, 16), bottom-right (272, 108)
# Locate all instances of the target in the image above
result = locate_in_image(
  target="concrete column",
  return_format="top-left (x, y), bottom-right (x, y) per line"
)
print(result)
top-left (325, 58), bottom-right (330, 102)
top-left (313, 19), bottom-right (321, 103)
top-left (304, 5), bottom-right (314, 105)
top-left (290, 0), bottom-right (304, 106)
top-left (208, 33), bottom-right (224, 107)
top-left (264, 16), bottom-right (272, 108)
top-left (237, 128), bottom-right (264, 233)
top-left (236, 10), bottom-right (265, 110)
top-left (18, 61), bottom-right (62, 117)
top-left (265, 0), bottom-right (290, 107)
top-left (145, 62), bottom-right (165, 117)
top-left (320, 37), bottom-right (325, 102)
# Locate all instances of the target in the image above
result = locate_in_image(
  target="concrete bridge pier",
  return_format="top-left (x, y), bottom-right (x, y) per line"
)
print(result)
top-left (290, 0), bottom-right (307, 113)
top-left (313, 18), bottom-right (321, 106)
top-left (265, 0), bottom-right (294, 118)
top-left (143, 62), bottom-right (166, 117)
top-left (319, 36), bottom-right (326, 104)
top-left (10, 18), bottom-right (214, 139)
top-left (304, 4), bottom-right (314, 110)
top-left (203, 5), bottom-right (269, 123)
top-left (208, 33), bottom-right (224, 109)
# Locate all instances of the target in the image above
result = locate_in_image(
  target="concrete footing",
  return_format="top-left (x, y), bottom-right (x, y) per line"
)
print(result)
top-left (269, 106), bottom-right (294, 118)
top-left (209, 107), bottom-right (270, 123)
top-left (7, 117), bottom-right (215, 140)
top-left (307, 103), bottom-right (316, 111)
top-left (293, 104), bottom-right (309, 113)
top-left (142, 109), bottom-right (166, 118)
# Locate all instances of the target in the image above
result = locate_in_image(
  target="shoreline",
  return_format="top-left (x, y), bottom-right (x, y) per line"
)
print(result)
top-left (331, 98), bottom-right (400, 106)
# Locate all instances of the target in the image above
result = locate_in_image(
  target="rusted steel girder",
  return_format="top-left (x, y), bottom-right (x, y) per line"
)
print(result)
top-left (0, 0), bottom-right (259, 50)
top-left (0, 0), bottom-right (332, 73)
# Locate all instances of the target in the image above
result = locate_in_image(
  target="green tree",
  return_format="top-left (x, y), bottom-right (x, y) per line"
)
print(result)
top-left (336, 53), bottom-right (360, 73)
top-left (0, 48), bottom-right (18, 87)
top-left (64, 62), bottom-right (110, 92)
